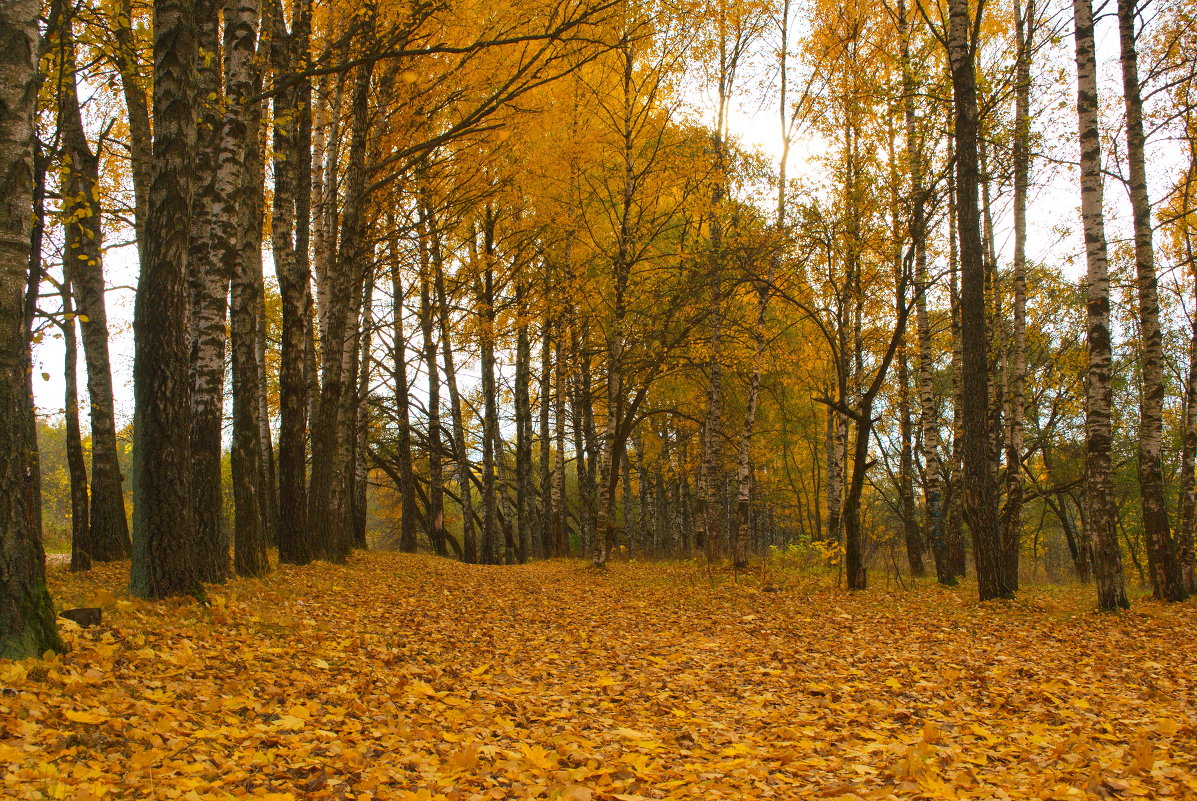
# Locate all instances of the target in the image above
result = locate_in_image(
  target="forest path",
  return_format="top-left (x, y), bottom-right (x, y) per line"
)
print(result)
top-left (8, 553), bottom-right (1197, 800)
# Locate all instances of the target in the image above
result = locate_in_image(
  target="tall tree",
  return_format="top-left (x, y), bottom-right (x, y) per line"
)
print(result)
top-left (1117, 0), bottom-right (1187, 602)
top-left (514, 278), bottom-right (534, 563)
top-left (309, 19), bottom-right (375, 564)
top-left (189, 0), bottom-right (230, 583)
top-left (59, 280), bottom-right (90, 572)
top-left (947, 0), bottom-right (1009, 600)
top-left (1001, 0), bottom-right (1034, 593)
top-left (131, 0), bottom-right (201, 599)
top-left (1, 0), bottom-right (63, 659)
top-left (58, 9), bottom-right (131, 563)
top-left (391, 250), bottom-right (417, 554)
top-left (417, 199), bottom-right (446, 556)
top-left (272, 0), bottom-right (314, 566)
top-left (1073, 0), bottom-right (1128, 611)
top-left (224, 0), bottom-right (268, 577)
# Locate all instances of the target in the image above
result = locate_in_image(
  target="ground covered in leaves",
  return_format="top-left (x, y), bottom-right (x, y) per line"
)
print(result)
top-left (4, 554), bottom-right (1197, 800)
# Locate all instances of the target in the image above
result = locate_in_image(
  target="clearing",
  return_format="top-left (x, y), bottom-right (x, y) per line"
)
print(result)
top-left (4, 554), bottom-right (1197, 800)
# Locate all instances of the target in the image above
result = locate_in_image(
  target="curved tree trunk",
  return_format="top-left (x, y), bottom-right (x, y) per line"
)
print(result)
top-left (59, 14), bottom-right (131, 563)
top-left (1117, 0), bottom-right (1187, 602)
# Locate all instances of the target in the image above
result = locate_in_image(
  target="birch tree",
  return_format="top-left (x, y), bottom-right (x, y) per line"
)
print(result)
top-left (130, 0), bottom-right (201, 599)
top-left (1073, 0), bottom-right (1128, 610)
top-left (0, 0), bottom-right (63, 658)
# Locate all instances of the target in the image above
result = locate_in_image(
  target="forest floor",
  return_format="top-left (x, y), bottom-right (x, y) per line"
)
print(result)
top-left (5, 554), bottom-right (1197, 801)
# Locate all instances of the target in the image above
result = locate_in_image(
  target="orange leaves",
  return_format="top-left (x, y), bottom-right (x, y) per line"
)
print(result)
top-left (4, 555), bottom-right (1197, 799)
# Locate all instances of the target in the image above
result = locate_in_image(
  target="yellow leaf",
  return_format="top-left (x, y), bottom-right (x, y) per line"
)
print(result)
top-left (559, 787), bottom-right (592, 801)
top-left (65, 710), bottom-right (107, 724)
top-left (1131, 736), bottom-right (1155, 774)
top-left (444, 742), bottom-right (480, 772)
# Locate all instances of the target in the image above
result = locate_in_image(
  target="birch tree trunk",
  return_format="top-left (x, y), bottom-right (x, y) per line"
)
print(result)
top-left (571, 332), bottom-right (589, 555)
top-left (946, 149), bottom-right (968, 579)
top-left (351, 275), bottom-right (373, 550)
top-left (1002, 0), bottom-right (1033, 594)
top-left (1073, 0), bottom-right (1129, 610)
top-left (898, 339), bottom-right (925, 577)
top-left (1179, 314), bottom-right (1197, 593)
top-left (905, 15), bottom-right (950, 580)
top-left (826, 402), bottom-right (846, 548)
top-left (309, 42), bottom-right (372, 565)
top-left (948, 0), bottom-right (1009, 600)
top-left (539, 311), bottom-right (553, 559)
top-left (734, 0), bottom-right (790, 569)
top-left (189, 0), bottom-right (229, 582)
top-left (131, 0), bottom-right (200, 599)
top-left (272, 0), bottom-right (313, 565)
top-left (552, 325), bottom-right (568, 557)
top-left (1181, 149), bottom-right (1197, 592)
top-left (59, 15), bottom-right (131, 563)
top-left (1118, 0), bottom-right (1187, 601)
top-left (0, 0), bottom-right (62, 657)
top-left (339, 258), bottom-right (368, 553)
top-left (223, 0), bottom-right (267, 578)
top-left (1182, 135), bottom-right (1197, 595)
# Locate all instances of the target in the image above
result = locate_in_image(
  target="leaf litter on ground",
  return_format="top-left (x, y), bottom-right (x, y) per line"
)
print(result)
top-left (3, 553), bottom-right (1196, 800)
